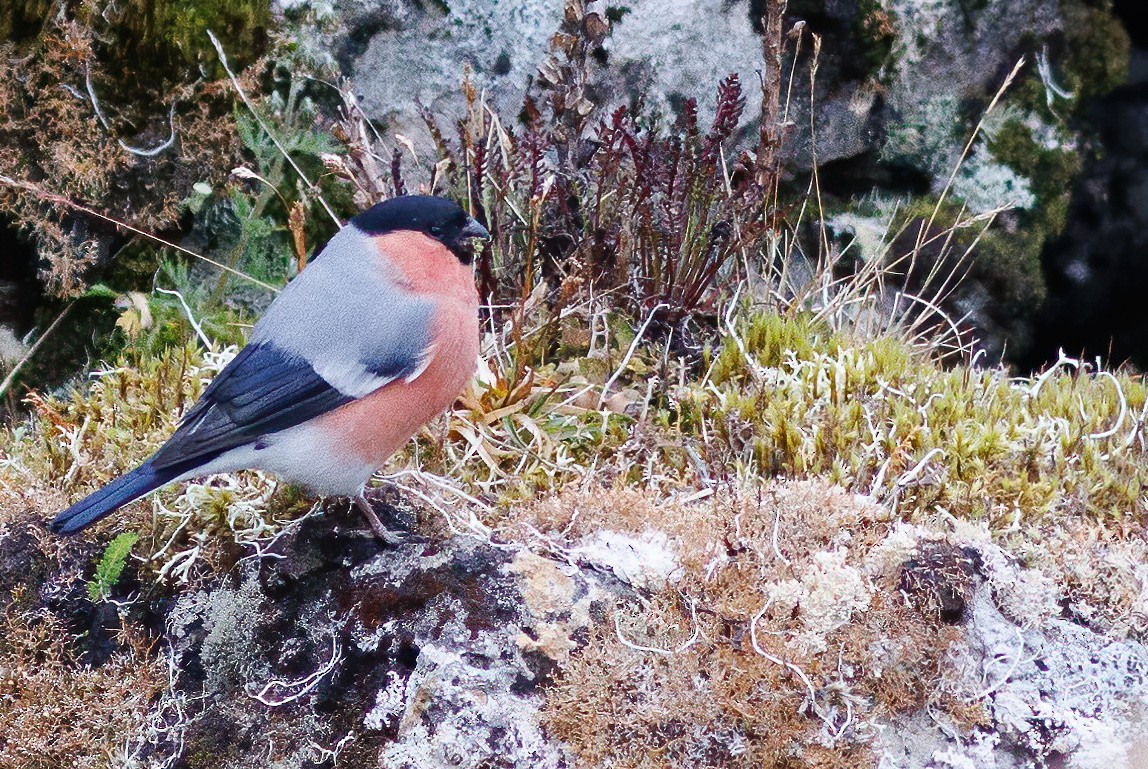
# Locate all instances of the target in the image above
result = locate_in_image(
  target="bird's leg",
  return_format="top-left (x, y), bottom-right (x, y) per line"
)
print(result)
top-left (354, 494), bottom-right (405, 544)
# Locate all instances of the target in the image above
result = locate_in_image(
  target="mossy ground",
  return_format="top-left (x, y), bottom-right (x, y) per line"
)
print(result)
top-left (1, 302), bottom-right (1145, 765)
top-left (0, 2), bottom-right (1142, 764)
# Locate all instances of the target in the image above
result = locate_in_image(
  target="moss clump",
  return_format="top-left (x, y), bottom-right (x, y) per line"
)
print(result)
top-left (0, 607), bottom-right (164, 768)
top-left (855, 0), bottom-right (898, 76)
top-left (7, 341), bottom-right (208, 490)
top-left (67, 0), bottom-right (270, 103)
top-left (970, 116), bottom-right (1083, 326)
top-left (692, 310), bottom-right (1147, 523)
top-left (988, 119), bottom-right (1080, 234)
top-left (0, 13), bottom-right (245, 298)
top-left (531, 483), bottom-right (968, 768)
top-left (1060, 0), bottom-right (1130, 102)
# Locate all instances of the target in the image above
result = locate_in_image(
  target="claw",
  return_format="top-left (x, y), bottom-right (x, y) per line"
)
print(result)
top-left (354, 494), bottom-right (406, 544)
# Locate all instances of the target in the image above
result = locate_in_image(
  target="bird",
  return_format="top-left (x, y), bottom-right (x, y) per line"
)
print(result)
top-left (50, 194), bottom-right (488, 539)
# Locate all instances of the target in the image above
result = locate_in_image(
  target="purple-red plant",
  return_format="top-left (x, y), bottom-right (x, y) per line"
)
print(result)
top-left (404, 0), bottom-right (789, 342)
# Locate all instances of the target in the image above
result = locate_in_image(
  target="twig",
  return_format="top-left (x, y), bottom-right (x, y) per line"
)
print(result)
top-left (0, 301), bottom-right (75, 401)
top-left (597, 302), bottom-right (669, 409)
top-left (84, 66), bottom-right (112, 131)
top-left (756, 0), bottom-right (788, 185)
top-left (246, 630), bottom-right (342, 706)
top-left (750, 599), bottom-right (820, 711)
top-left (60, 415), bottom-right (90, 486)
top-left (1088, 367), bottom-right (1127, 441)
top-left (968, 627), bottom-right (1026, 701)
top-left (1125, 395), bottom-right (1148, 451)
top-left (116, 107), bottom-right (177, 158)
top-left (154, 286), bottom-right (211, 348)
top-left (895, 448), bottom-right (944, 489)
top-left (207, 30), bottom-right (342, 229)
top-left (239, 501), bottom-right (325, 564)
top-left (86, 66), bottom-right (177, 156)
top-left (1037, 45), bottom-right (1072, 107)
top-left (613, 610), bottom-right (673, 656)
top-left (0, 173), bottom-right (279, 292)
top-left (1025, 349), bottom-right (1080, 398)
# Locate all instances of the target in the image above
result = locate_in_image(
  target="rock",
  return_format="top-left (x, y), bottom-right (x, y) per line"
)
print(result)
top-left (136, 504), bottom-right (600, 768)
top-left (335, 0), bottom-right (566, 144)
top-left (600, 0), bottom-right (764, 124)
top-left (1021, 47), bottom-right (1148, 370)
top-left (878, 587), bottom-right (1148, 768)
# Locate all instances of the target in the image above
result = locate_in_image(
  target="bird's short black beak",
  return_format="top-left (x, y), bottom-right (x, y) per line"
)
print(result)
top-left (450, 216), bottom-right (490, 265)
top-left (460, 216), bottom-right (491, 241)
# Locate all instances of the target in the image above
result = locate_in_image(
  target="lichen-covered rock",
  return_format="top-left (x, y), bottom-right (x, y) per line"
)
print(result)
top-left (328, 0), bottom-right (566, 141)
top-left (133, 503), bottom-right (598, 768)
top-left (4, 472), bottom-right (1148, 767)
top-left (879, 588), bottom-right (1148, 768)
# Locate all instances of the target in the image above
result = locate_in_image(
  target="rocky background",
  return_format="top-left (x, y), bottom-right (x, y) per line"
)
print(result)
top-left (323, 0), bottom-right (1147, 369)
top-left (2, 1), bottom-right (1148, 769)
top-left (5, 0), bottom-right (1145, 374)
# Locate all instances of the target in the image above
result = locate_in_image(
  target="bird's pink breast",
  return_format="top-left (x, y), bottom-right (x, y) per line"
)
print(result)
top-left (313, 232), bottom-right (480, 469)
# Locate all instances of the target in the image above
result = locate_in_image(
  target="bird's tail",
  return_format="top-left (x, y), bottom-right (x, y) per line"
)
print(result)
top-left (50, 460), bottom-right (179, 535)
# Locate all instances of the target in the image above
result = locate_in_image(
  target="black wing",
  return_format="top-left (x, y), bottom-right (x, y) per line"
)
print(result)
top-left (151, 343), bottom-right (355, 470)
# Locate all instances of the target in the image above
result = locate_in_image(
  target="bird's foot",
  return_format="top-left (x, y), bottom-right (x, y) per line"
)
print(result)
top-left (354, 494), bottom-right (407, 544)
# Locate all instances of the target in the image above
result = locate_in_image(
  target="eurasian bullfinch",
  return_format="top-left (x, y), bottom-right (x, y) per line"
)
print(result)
top-left (50, 195), bottom-right (488, 539)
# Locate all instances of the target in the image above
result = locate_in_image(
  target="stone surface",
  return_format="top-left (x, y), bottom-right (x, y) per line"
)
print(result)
top-left (6, 488), bottom-right (1148, 766)
top-left (335, 0), bottom-right (566, 144)
top-left (119, 504), bottom-right (599, 767)
top-left (878, 588), bottom-right (1148, 769)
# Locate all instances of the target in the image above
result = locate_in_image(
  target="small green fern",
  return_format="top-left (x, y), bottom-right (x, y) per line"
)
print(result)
top-left (87, 532), bottom-right (139, 602)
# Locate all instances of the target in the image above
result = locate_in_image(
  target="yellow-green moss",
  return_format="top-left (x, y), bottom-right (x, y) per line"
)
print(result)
top-left (696, 312), bottom-right (1147, 523)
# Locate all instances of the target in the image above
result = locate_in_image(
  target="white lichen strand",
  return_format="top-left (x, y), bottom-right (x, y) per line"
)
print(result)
top-left (768, 549), bottom-right (873, 655)
top-left (570, 529), bottom-right (683, 590)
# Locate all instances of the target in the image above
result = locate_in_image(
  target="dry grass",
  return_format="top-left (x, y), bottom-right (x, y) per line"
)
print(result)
top-left (0, 603), bottom-right (164, 768)
top-left (524, 482), bottom-right (970, 768)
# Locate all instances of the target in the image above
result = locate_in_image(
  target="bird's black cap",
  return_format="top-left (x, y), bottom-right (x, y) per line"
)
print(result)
top-left (351, 195), bottom-right (490, 264)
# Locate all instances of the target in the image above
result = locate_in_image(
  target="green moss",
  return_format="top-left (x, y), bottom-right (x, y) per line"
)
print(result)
top-left (1060, 0), bottom-right (1130, 102)
top-left (81, 0), bottom-right (272, 101)
top-left (6, 341), bottom-right (208, 487)
top-left (6, 0), bottom-right (272, 100)
top-left (710, 311), bottom-right (836, 385)
top-left (971, 118), bottom-right (1083, 315)
top-left (698, 310), bottom-right (1147, 523)
top-left (989, 120), bottom-right (1081, 218)
top-left (855, 0), bottom-right (898, 76)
